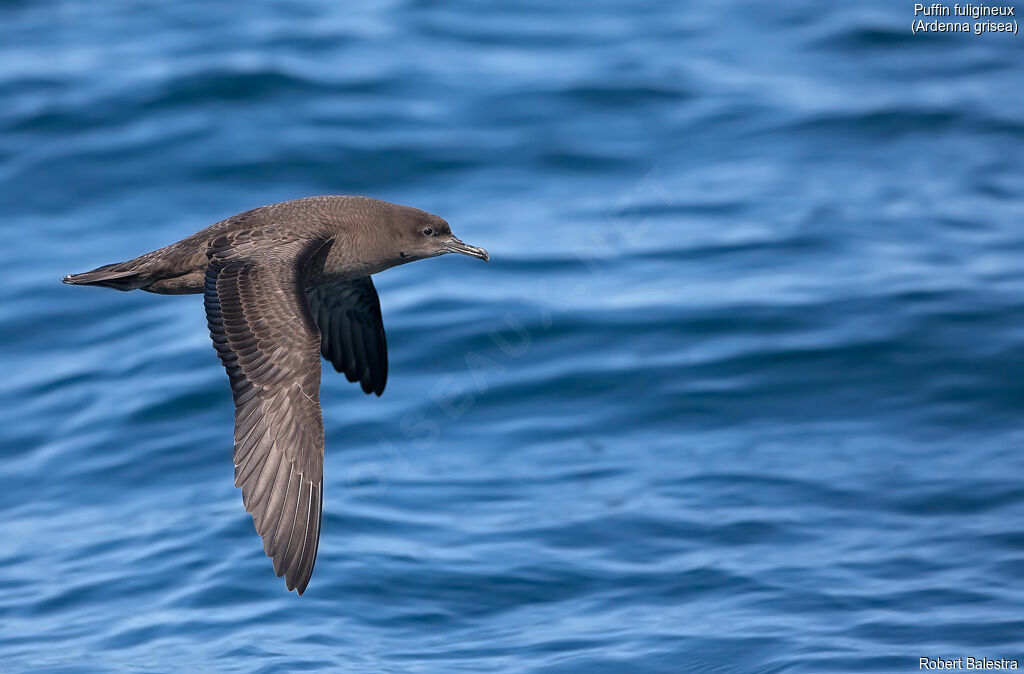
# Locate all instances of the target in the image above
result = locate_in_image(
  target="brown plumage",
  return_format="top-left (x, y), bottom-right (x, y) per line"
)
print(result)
top-left (64, 196), bottom-right (489, 594)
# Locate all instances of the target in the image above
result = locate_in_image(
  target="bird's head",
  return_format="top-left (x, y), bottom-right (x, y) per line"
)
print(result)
top-left (328, 197), bottom-right (489, 276)
top-left (387, 205), bottom-right (489, 265)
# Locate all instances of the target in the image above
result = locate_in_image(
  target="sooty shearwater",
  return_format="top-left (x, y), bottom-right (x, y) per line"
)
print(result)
top-left (64, 195), bottom-right (489, 594)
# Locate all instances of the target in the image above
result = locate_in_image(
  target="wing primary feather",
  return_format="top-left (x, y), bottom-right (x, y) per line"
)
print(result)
top-left (295, 482), bottom-right (323, 595)
top-left (249, 449), bottom-right (284, 529)
top-left (264, 465), bottom-right (294, 556)
top-left (285, 480), bottom-right (315, 591)
top-left (275, 474), bottom-right (305, 578)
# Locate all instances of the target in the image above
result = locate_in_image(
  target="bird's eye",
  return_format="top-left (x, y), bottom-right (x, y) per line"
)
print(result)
top-left (422, 227), bottom-right (433, 236)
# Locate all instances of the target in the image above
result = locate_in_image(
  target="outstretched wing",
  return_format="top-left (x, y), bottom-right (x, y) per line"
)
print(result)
top-left (306, 277), bottom-right (388, 396)
top-left (203, 229), bottom-right (330, 595)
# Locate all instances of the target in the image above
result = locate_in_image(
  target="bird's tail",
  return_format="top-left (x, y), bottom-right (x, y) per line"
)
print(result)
top-left (63, 257), bottom-right (154, 291)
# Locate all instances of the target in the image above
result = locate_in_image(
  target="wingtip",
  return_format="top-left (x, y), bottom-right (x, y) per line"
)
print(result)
top-left (282, 569), bottom-right (311, 596)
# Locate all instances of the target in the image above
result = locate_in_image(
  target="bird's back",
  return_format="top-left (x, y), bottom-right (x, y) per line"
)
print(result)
top-left (64, 196), bottom-right (360, 294)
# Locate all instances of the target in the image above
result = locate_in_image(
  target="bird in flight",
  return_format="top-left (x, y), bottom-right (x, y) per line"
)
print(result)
top-left (64, 196), bottom-right (489, 594)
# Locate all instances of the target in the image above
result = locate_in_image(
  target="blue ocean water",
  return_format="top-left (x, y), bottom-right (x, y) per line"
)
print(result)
top-left (2, 1), bottom-right (1024, 671)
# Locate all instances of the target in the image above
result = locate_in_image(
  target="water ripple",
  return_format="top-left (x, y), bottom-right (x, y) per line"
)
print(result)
top-left (2, 1), bottom-right (1024, 672)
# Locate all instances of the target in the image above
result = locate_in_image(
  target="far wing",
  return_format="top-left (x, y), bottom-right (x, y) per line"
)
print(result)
top-left (306, 277), bottom-right (388, 396)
